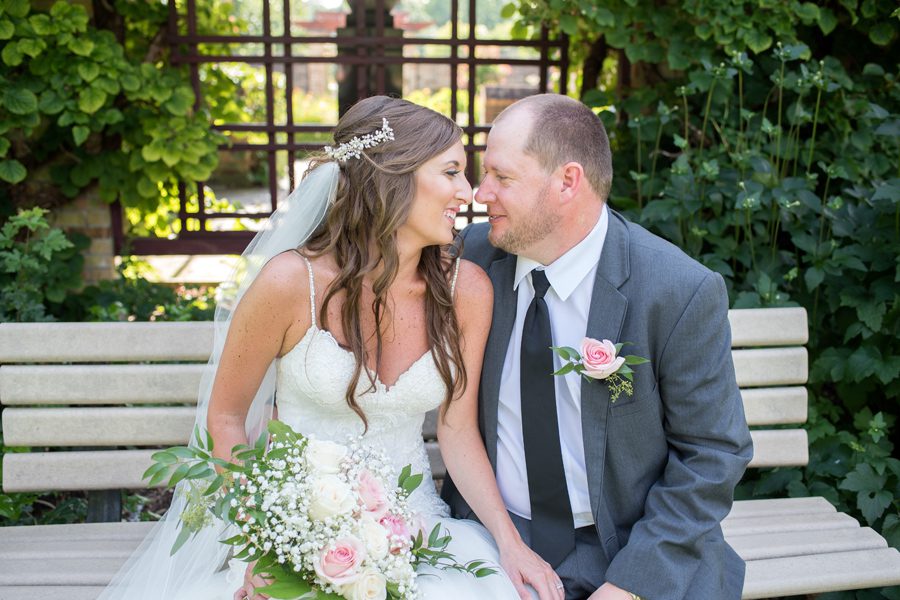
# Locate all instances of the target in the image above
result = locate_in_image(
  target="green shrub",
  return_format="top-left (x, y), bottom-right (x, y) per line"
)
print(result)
top-left (0, 207), bottom-right (88, 322)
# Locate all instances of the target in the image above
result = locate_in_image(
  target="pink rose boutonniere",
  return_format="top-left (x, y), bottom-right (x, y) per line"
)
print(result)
top-left (552, 337), bottom-right (650, 402)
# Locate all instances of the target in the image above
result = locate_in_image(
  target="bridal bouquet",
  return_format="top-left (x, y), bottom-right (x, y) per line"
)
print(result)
top-left (144, 421), bottom-right (493, 600)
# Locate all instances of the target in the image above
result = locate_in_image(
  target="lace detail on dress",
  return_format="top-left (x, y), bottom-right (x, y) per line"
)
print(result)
top-left (276, 257), bottom-right (450, 518)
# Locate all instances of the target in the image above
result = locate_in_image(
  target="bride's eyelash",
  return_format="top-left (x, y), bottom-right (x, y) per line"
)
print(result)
top-left (446, 169), bottom-right (461, 176)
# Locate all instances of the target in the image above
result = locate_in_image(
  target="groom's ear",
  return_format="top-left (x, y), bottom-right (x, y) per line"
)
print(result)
top-left (558, 161), bottom-right (585, 202)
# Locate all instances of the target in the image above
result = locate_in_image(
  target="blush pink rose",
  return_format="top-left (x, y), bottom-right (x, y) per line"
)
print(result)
top-left (357, 470), bottom-right (389, 520)
top-left (314, 536), bottom-right (366, 586)
top-left (380, 513), bottom-right (412, 553)
top-left (580, 337), bottom-right (625, 379)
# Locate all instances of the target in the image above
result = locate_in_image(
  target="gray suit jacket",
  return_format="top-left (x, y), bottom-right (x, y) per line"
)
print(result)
top-left (442, 210), bottom-right (753, 599)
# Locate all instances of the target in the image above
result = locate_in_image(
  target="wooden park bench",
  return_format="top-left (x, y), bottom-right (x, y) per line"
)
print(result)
top-left (1, 309), bottom-right (899, 599)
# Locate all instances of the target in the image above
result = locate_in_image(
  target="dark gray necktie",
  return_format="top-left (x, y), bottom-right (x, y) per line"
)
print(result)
top-left (520, 269), bottom-right (575, 567)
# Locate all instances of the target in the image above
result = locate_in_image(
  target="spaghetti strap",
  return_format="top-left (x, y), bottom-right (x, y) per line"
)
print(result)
top-left (450, 257), bottom-right (461, 298)
top-left (299, 254), bottom-right (317, 327)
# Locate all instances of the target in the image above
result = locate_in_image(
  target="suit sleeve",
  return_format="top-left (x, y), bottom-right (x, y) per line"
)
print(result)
top-left (604, 271), bottom-right (753, 599)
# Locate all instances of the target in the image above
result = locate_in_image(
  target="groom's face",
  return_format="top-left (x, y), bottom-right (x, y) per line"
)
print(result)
top-left (477, 110), bottom-right (560, 259)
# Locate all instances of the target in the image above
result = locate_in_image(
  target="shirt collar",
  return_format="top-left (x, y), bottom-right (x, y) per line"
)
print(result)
top-left (514, 204), bottom-right (609, 301)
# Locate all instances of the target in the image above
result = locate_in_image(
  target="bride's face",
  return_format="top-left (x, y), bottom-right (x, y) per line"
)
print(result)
top-left (401, 141), bottom-right (472, 248)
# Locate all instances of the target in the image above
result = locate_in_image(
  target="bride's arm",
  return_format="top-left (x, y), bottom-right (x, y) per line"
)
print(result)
top-left (207, 252), bottom-right (310, 467)
top-left (438, 260), bottom-right (562, 600)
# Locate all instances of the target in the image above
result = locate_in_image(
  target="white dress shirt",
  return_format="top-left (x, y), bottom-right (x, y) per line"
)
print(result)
top-left (495, 205), bottom-right (609, 528)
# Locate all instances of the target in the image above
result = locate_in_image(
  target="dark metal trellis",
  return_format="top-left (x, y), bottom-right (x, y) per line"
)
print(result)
top-left (114, 0), bottom-right (568, 255)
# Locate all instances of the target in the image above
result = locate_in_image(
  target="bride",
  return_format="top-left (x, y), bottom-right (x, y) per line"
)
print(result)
top-left (97, 96), bottom-right (562, 600)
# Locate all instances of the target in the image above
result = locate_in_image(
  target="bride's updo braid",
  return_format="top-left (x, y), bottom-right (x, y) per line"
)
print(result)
top-left (303, 96), bottom-right (466, 429)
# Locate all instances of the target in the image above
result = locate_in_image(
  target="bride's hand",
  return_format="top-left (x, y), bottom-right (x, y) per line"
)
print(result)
top-left (498, 540), bottom-right (564, 600)
top-left (232, 562), bottom-right (272, 600)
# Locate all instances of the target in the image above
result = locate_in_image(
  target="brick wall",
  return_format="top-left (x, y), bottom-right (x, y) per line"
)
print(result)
top-left (48, 191), bottom-right (116, 284)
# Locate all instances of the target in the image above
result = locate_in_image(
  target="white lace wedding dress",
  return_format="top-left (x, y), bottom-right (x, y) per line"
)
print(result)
top-left (182, 259), bottom-right (521, 599)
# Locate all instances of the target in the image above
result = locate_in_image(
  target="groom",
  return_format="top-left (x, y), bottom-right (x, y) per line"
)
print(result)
top-left (442, 94), bottom-right (753, 600)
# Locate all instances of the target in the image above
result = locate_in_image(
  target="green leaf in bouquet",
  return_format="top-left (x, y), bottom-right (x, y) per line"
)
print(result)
top-left (255, 579), bottom-right (313, 599)
top-left (167, 446), bottom-right (200, 460)
top-left (150, 450), bottom-right (177, 465)
top-left (203, 474), bottom-right (224, 496)
top-left (233, 543), bottom-right (252, 560)
top-left (427, 523), bottom-right (442, 547)
top-left (266, 446), bottom-right (289, 460)
top-left (142, 461), bottom-right (168, 482)
top-left (254, 430), bottom-right (269, 452)
top-left (397, 464), bottom-right (412, 488)
top-left (401, 473), bottom-right (423, 495)
top-left (168, 462), bottom-right (193, 487)
top-left (221, 533), bottom-right (245, 546)
top-left (252, 552), bottom-right (276, 575)
top-left (185, 462), bottom-right (213, 480)
top-left (170, 524), bottom-right (193, 556)
top-left (267, 419), bottom-right (296, 440)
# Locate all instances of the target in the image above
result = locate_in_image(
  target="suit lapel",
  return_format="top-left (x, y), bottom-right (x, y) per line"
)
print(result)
top-left (580, 210), bottom-right (630, 548)
top-left (481, 255), bottom-right (518, 468)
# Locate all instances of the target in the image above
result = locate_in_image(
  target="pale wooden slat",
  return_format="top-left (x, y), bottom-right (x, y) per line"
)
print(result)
top-left (722, 511), bottom-right (859, 537)
top-left (733, 347), bottom-right (808, 387)
top-left (0, 586), bottom-right (104, 600)
top-left (2, 407), bottom-right (196, 446)
top-left (742, 548), bottom-right (900, 599)
top-left (0, 364), bottom-right (204, 406)
top-left (0, 539), bottom-right (142, 560)
top-left (729, 526), bottom-right (888, 561)
top-left (728, 307), bottom-right (808, 347)
top-left (2, 450), bottom-right (157, 492)
top-left (748, 429), bottom-right (809, 467)
top-left (741, 387), bottom-right (807, 426)
top-left (727, 496), bottom-right (835, 519)
top-left (0, 321), bottom-right (215, 363)
top-left (0, 557), bottom-right (124, 586)
top-left (426, 441), bottom-right (444, 480)
top-left (0, 521), bottom-right (154, 543)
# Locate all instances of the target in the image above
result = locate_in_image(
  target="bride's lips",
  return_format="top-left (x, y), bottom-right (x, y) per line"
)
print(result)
top-left (443, 208), bottom-right (458, 224)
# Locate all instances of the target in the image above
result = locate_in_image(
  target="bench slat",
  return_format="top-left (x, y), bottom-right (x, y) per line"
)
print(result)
top-left (732, 348), bottom-right (808, 387)
top-left (0, 364), bottom-right (204, 406)
top-left (722, 511), bottom-right (859, 536)
top-left (727, 496), bottom-right (835, 519)
top-left (0, 309), bottom-right (807, 366)
top-left (747, 429), bottom-right (808, 467)
top-left (0, 557), bottom-right (125, 586)
top-left (2, 407), bottom-right (196, 447)
top-left (2, 450), bottom-right (157, 492)
top-left (0, 586), bottom-right (105, 600)
top-left (0, 521), bottom-right (154, 543)
top-left (742, 547), bottom-right (900, 599)
top-left (740, 387), bottom-right (807, 425)
top-left (1, 350), bottom-right (807, 407)
top-left (729, 526), bottom-right (888, 561)
top-left (728, 307), bottom-right (808, 347)
top-left (0, 322), bottom-right (215, 363)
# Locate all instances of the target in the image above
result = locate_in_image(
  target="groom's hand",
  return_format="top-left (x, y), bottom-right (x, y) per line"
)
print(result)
top-left (498, 541), bottom-right (565, 600)
top-left (588, 582), bottom-right (634, 600)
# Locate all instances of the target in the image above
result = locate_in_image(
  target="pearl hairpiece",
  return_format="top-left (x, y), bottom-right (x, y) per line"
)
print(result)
top-left (324, 118), bottom-right (395, 162)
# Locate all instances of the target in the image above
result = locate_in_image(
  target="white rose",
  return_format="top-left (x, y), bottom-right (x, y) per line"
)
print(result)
top-left (358, 515), bottom-right (390, 560)
top-left (341, 568), bottom-right (387, 600)
top-left (308, 475), bottom-right (355, 521)
top-left (306, 439), bottom-right (349, 474)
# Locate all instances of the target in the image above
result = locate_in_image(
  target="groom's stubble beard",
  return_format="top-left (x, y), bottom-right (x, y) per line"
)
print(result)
top-left (488, 180), bottom-right (560, 256)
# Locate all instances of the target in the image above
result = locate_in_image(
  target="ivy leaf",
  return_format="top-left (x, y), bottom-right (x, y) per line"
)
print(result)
top-left (0, 19), bottom-right (14, 40)
top-left (559, 14), bottom-right (578, 36)
top-left (38, 90), bottom-right (65, 114)
top-left (856, 301), bottom-right (885, 331)
top-left (1, 42), bottom-right (23, 66)
top-left (78, 87), bottom-right (107, 114)
top-left (4, 0), bottom-right (30, 18)
top-left (0, 137), bottom-right (9, 157)
top-left (163, 86), bottom-right (194, 116)
top-left (3, 87), bottom-right (37, 115)
top-left (77, 62), bottom-right (100, 83)
top-left (744, 29), bottom-right (773, 54)
top-left (72, 125), bottom-right (90, 146)
top-left (840, 463), bottom-right (887, 494)
top-left (120, 73), bottom-right (141, 92)
top-left (817, 7), bottom-right (838, 35)
top-left (499, 2), bottom-right (516, 19)
top-left (869, 22), bottom-right (895, 46)
top-left (0, 159), bottom-right (26, 184)
top-left (68, 38), bottom-right (94, 57)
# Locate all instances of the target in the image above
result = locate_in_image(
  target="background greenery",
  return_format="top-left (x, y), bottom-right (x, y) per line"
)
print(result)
top-left (510, 2), bottom-right (899, 598)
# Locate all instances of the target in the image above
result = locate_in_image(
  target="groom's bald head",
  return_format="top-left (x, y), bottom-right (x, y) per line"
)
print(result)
top-left (494, 94), bottom-right (613, 202)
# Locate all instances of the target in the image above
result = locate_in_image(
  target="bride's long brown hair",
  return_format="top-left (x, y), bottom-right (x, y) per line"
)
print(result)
top-left (303, 96), bottom-right (467, 428)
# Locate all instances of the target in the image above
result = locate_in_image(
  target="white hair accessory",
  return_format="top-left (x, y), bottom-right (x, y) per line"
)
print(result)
top-left (324, 118), bottom-right (394, 162)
